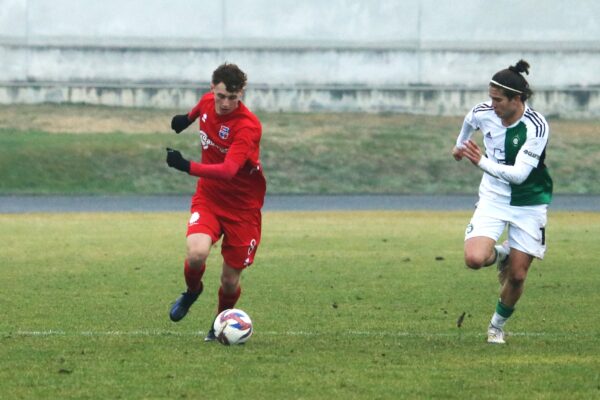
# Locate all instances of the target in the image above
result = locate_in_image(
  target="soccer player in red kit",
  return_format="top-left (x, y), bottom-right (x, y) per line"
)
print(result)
top-left (165, 63), bottom-right (266, 341)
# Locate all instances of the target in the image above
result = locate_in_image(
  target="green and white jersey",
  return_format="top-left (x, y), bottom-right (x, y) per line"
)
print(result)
top-left (459, 101), bottom-right (553, 206)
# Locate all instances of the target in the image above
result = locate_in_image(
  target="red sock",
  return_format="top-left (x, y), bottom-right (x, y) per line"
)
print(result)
top-left (218, 286), bottom-right (241, 313)
top-left (184, 260), bottom-right (205, 294)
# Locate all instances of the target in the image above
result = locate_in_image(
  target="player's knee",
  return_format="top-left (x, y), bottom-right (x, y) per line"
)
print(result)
top-left (221, 280), bottom-right (239, 294)
top-left (220, 274), bottom-right (240, 293)
top-left (186, 248), bottom-right (209, 268)
top-left (507, 271), bottom-right (527, 288)
top-left (221, 275), bottom-right (238, 289)
top-left (464, 253), bottom-right (486, 270)
top-left (221, 282), bottom-right (238, 294)
top-left (186, 234), bottom-right (212, 268)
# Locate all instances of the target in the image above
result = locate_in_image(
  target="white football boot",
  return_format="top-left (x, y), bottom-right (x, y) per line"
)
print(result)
top-left (495, 240), bottom-right (510, 285)
top-left (487, 324), bottom-right (506, 344)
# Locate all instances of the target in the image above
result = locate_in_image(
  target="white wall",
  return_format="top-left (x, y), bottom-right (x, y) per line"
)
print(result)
top-left (1, 0), bottom-right (599, 114)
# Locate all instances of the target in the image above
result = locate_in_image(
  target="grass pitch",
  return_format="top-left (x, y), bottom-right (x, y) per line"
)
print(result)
top-left (1, 104), bottom-right (600, 195)
top-left (1, 211), bottom-right (599, 399)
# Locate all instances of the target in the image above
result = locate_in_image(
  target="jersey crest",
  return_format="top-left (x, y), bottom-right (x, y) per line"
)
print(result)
top-left (218, 125), bottom-right (230, 140)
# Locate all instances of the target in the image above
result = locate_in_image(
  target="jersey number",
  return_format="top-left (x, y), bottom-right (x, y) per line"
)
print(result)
top-left (540, 227), bottom-right (546, 245)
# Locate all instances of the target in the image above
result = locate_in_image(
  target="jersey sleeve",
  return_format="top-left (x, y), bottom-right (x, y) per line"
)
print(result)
top-left (519, 110), bottom-right (550, 168)
top-left (456, 119), bottom-right (477, 148)
top-left (519, 132), bottom-right (550, 168)
top-left (188, 93), bottom-right (211, 121)
top-left (464, 106), bottom-right (481, 130)
top-left (187, 101), bottom-right (202, 121)
top-left (189, 159), bottom-right (240, 180)
top-left (478, 156), bottom-right (534, 184)
top-left (455, 105), bottom-right (481, 148)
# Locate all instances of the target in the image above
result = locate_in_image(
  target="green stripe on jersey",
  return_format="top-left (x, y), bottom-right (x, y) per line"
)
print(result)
top-left (504, 122), bottom-right (553, 206)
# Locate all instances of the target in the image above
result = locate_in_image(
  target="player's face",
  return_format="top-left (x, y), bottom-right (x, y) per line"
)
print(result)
top-left (488, 86), bottom-right (522, 125)
top-left (212, 82), bottom-right (243, 115)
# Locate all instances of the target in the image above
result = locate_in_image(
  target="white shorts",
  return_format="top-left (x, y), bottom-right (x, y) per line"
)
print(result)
top-left (465, 199), bottom-right (548, 259)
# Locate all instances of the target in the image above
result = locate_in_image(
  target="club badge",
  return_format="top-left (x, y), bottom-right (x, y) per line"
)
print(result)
top-left (219, 125), bottom-right (230, 140)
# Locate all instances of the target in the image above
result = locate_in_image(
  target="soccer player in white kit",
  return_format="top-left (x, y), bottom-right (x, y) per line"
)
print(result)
top-left (452, 60), bottom-right (552, 344)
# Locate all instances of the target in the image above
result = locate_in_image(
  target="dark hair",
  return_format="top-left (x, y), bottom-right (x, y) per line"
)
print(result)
top-left (490, 59), bottom-right (533, 101)
top-left (212, 63), bottom-right (247, 93)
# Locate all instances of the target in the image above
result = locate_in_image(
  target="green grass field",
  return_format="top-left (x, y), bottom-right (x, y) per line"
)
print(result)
top-left (1, 211), bottom-right (599, 399)
top-left (1, 104), bottom-right (600, 195)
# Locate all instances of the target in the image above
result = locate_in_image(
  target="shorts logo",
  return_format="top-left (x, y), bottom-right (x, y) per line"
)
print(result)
top-left (189, 212), bottom-right (200, 225)
top-left (247, 239), bottom-right (257, 255)
top-left (465, 223), bottom-right (473, 235)
top-left (219, 125), bottom-right (230, 140)
top-left (202, 113), bottom-right (207, 123)
top-left (243, 239), bottom-right (257, 267)
top-left (512, 137), bottom-right (520, 146)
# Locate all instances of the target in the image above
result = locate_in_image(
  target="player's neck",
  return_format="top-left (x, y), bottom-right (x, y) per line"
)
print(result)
top-left (501, 103), bottom-right (525, 127)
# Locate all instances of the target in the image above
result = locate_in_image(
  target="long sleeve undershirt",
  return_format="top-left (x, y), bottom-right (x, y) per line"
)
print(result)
top-left (477, 156), bottom-right (533, 185)
top-left (189, 159), bottom-right (240, 180)
top-left (455, 120), bottom-right (476, 148)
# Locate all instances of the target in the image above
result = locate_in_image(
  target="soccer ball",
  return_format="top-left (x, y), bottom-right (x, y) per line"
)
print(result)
top-left (213, 308), bottom-right (253, 345)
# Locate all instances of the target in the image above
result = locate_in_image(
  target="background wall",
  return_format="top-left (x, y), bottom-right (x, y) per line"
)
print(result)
top-left (1, 0), bottom-right (599, 116)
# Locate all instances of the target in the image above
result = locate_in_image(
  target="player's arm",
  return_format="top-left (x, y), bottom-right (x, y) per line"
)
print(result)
top-left (453, 119), bottom-right (477, 161)
top-left (189, 159), bottom-right (240, 180)
top-left (189, 134), bottom-right (255, 179)
top-left (165, 133), bottom-right (254, 180)
top-left (165, 148), bottom-right (240, 179)
top-left (461, 140), bottom-right (534, 184)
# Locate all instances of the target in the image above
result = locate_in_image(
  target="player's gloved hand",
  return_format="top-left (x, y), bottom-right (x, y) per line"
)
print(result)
top-left (171, 114), bottom-right (192, 133)
top-left (166, 148), bottom-right (190, 173)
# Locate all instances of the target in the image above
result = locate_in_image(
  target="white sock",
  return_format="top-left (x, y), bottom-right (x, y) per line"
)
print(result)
top-left (490, 312), bottom-right (508, 329)
top-left (494, 245), bottom-right (509, 263)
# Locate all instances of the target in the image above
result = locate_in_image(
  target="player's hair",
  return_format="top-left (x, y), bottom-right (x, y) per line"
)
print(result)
top-left (490, 59), bottom-right (533, 101)
top-left (212, 63), bottom-right (247, 93)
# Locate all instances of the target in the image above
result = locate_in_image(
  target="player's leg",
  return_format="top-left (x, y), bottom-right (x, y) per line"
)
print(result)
top-left (464, 201), bottom-right (513, 344)
top-left (183, 233), bottom-right (212, 292)
top-left (488, 206), bottom-right (546, 344)
top-left (169, 234), bottom-right (213, 322)
top-left (500, 248), bottom-right (533, 307)
top-left (204, 263), bottom-right (245, 342)
top-left (464, 236), bottom-right (500, 269)
top-left (463, 203), bottom-right (507, 270)
top-left (488, 250), bottom-right (533, 344)
top-left (205, 212), bottom-right (261, 341)
top-left (170, 209), bottom-right (220, 322)
top-left (217, 210), bottom-right (261, 313)
top-left (219, 262), bottom-right (243, 311)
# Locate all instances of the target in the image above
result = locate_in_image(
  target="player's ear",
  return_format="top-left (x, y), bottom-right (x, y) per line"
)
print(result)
top-left (210, 83), bottom-right (215, 92)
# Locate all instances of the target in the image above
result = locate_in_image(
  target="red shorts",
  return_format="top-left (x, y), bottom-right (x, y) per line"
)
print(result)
top-left (186, 205), bottom-right (262, 270)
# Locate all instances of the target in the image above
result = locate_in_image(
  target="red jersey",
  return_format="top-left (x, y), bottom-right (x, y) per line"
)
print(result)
top-left (187, 92), bottom-right (266, 211)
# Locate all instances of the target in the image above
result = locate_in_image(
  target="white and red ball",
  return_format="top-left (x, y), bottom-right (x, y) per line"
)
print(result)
top-left (213, 308), bottom-right (253, 345)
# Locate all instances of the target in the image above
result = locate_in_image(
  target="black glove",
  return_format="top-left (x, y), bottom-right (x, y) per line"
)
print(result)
top-left (166, 148), bottom-right (190, 173)
top-left (171, 114), bottom-right (193, 133)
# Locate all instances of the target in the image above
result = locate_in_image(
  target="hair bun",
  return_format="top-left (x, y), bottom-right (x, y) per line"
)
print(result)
top-left (509, 60), bottom-right (530, 75)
